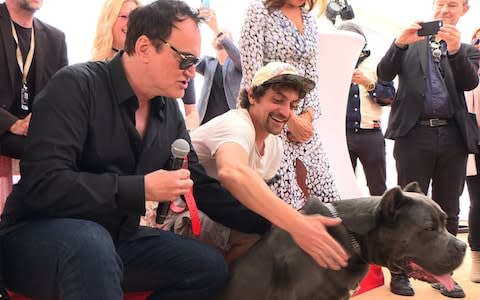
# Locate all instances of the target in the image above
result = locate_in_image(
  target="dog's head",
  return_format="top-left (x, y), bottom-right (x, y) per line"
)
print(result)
top-left (303, 183), bottom-right (466, 291)
top-left (369, 182), bottom-right (466, 290)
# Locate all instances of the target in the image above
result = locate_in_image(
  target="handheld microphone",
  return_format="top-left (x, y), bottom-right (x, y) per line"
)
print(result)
top-left (155, 138), bottom-right (191, 224)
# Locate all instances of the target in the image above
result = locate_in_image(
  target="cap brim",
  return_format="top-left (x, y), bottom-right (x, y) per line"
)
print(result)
top-left (261, 74), bottom-right (315, 96)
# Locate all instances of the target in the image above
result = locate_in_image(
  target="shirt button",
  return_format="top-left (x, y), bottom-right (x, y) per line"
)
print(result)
top-left (354, 108), bottom-right (358, 111)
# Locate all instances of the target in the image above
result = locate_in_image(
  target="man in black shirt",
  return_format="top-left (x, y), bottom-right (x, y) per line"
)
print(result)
top-left (0, 1), bottom-right (269, 299)
top-left (0, 0), bottom-right (68, 159)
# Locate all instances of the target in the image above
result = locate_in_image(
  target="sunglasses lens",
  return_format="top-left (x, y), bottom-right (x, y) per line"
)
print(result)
top-left (473, 38), bottom-right (480, 46)
top-left (180, 56), bottom-right (199, 70)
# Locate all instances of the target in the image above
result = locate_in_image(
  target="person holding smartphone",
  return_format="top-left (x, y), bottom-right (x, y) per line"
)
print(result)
top-left (377, 0), bottom-right (480, 297)
top-left (195, 7), bottom-right (242, 124)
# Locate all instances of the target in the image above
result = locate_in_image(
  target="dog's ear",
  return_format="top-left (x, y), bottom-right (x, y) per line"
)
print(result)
top-left (379, 186), bottom-right (410, 224)
top-left (403, 181), bottom-right (423, 194)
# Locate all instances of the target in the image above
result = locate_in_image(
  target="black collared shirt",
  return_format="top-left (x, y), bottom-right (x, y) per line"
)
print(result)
top-left (1, 52), bottom-right (269, 241)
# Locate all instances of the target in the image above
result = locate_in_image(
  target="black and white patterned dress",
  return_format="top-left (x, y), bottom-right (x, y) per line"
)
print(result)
top-left (239, 1), bottom-right (339, 209)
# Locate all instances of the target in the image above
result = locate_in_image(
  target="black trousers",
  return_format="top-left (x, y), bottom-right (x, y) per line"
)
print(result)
top-left (347, 128), bottom-right (387, 196)
top-left (393, 123), bottom-right (467, 236)
top-left (466, 153), bottom-right (480, 251)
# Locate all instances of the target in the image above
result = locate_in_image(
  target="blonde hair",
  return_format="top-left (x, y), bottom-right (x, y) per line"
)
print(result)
top-left (91, 0), bottom-right (141, 61)
top-left (315, 0), bottom-right (327, 16)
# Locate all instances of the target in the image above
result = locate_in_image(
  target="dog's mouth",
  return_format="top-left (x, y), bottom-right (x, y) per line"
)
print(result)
top-left (401, 260), bottom-right (455, 291)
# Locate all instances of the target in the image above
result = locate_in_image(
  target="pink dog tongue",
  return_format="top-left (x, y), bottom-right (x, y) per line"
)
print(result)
top-left (432, 274), bottom-right (455, 291)
top-left (409, 262), bottom-right (455, 291)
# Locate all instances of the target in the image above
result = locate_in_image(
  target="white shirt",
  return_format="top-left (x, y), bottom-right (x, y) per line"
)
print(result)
top-left (191, 109), bottom-right (283, 181)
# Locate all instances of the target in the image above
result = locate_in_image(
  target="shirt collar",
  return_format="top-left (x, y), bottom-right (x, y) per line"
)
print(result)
top-left (107, 50), bottom-right (166, 119)
top-left (107, 50), bottom-right (136, 105)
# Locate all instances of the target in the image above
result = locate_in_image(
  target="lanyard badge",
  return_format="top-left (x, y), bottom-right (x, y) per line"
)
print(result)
top-left (21, 83), bottom-right (29, 111)
top-left (11, 21), bottom-right (35, 111)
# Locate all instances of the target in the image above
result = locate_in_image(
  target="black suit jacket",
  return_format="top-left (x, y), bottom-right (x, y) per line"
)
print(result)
top-left (0, 3), bottom-right (68, 158)
top-left (377, 39), bottom-right (480, 149)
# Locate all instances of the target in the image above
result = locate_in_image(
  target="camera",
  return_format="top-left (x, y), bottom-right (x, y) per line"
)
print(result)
top-left (326, 0), bottom-right (355, 25)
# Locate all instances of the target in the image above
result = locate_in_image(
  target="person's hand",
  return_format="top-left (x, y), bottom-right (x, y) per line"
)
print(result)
top-left (437, 23), bottom-right (461, 54)
top-left (351, 69), bottom-right (370, 86)
top-left (198, 7), bottom-right (210, 20)
top-left (286, 113), bottom-right (313, 143)
top-left (144, 169), bottom-right (193, 202)
top-left (290, 214), bottom-right (349, 270)
top-left (9, 113), bottom-right (31, 136)
top-left (198, 8), bottom-right (220, 34)
top-left (395, 22), bottom-right (424, 48)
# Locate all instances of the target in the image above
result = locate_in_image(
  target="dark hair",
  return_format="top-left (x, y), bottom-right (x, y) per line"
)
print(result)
top-left (238, 82), bottom-right (307, 109)
top-left (239, 86), bottom-right (266, 109)
top-left (263, 0), bottom-right (316, 12)
top-left (124, 0), bottom-right (201, 54)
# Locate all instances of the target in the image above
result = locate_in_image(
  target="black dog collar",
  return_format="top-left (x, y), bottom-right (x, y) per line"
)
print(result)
top-left (324, 203), bottom-right (362, 257)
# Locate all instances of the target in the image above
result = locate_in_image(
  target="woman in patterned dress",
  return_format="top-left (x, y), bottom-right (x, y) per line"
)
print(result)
top-left (239, 0), bottom-right (339, 209)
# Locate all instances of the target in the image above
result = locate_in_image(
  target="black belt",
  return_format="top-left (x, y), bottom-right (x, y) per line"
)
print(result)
top-left (418, 118), bottom-right (450, 127)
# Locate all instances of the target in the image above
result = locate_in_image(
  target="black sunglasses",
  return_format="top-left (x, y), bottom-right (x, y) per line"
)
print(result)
top-left (157, 38), bottom-right (199, 70)
top-left (472, 38), bottom-right (480, 46)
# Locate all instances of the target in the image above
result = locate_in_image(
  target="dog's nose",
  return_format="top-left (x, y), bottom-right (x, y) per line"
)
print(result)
top-left (453, 240), bottom-right (467, 254)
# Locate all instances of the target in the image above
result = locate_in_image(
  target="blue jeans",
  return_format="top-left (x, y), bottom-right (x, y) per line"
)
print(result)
top-left (2, 218), bottom-right (228, 300)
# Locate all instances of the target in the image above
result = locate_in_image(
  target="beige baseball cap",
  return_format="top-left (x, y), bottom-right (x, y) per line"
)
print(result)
top-left (251, 62), bottom-right (315, 95)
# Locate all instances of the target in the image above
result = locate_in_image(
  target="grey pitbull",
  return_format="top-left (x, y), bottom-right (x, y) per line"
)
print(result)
top-left (216, 183), bottom-right (467, 300)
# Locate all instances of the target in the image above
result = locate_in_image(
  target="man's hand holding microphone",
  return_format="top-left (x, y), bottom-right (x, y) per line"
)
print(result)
top-left (143, 139), bottom-right (192, 223)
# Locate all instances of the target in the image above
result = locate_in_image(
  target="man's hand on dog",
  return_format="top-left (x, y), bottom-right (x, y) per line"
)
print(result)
top-left (291, 215), bottom-right (349, 270)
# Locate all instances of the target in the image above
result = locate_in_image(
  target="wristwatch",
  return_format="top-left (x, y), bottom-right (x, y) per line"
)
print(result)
top-left (366, 81), bottom-right (376, 92)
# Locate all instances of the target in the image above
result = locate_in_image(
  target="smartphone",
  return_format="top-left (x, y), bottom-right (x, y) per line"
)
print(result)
top-left (417, 20), bottom-right (443, 36)
top-left (202, 0), bottom-right (210, 8)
